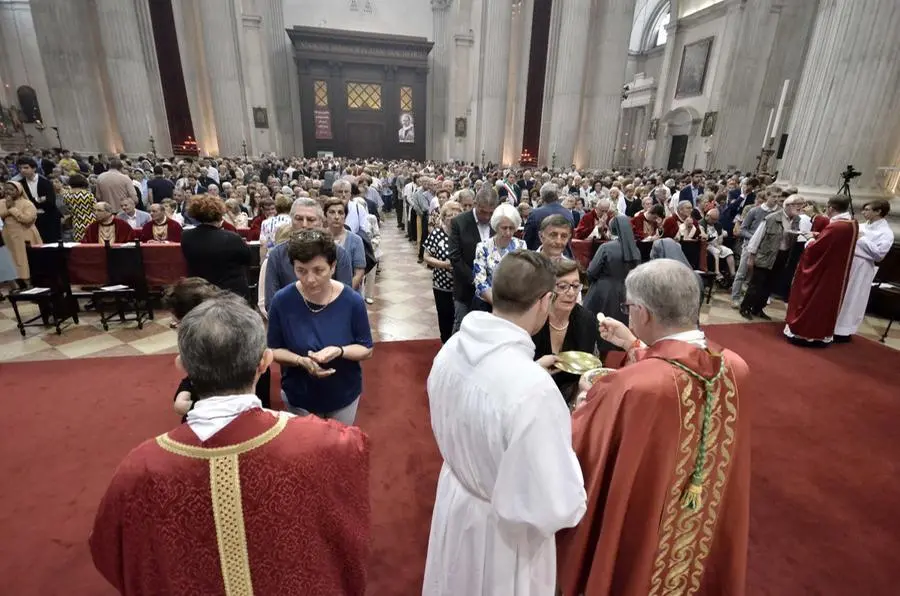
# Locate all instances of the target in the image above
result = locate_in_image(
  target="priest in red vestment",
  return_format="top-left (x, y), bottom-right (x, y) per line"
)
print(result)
top-left (82, 202), bottom-right (134, 244)
top-left (139, 203), bottom-right (183, 243)
top-left (784, 195), bottom-right (858, 346)
top-left (558, 259), bottom-right (751, 596)
top-left (90, 296), bottom-right (371, 596)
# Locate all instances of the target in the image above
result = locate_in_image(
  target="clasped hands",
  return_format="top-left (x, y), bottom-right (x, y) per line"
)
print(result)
top-left (297, 346), bottom-right (343, 378)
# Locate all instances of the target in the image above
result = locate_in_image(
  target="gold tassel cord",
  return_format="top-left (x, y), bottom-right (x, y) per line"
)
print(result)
top-left (661, 355), bottom-right (727, 511)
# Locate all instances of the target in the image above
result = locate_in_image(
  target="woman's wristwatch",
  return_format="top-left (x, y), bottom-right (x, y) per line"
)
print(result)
top-left (338, 346), bottom-right (345, 359)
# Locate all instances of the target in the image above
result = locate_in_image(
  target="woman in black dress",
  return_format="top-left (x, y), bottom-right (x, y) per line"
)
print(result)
top-left (533, 259), bottom-right (601, 404)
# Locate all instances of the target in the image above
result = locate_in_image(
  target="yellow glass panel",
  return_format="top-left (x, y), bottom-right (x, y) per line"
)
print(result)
top-left (400, 86), bottom-right (413, 112)
top-left (314, 81), bottom-right (328, 107)
top-left (347, 82), bottom-right (382, 110)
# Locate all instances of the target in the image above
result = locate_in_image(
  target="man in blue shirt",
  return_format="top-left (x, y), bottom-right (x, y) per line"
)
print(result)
top-left (523, 184), bottom-right (575, 250)
top-left (263, 198), bottom-right (352, 311)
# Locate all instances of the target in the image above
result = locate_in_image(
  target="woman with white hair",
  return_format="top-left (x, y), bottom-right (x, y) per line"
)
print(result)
top-left (471, 203), bottom-right (526, 310)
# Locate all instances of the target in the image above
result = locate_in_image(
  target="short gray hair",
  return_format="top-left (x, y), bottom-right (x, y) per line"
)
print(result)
top-left (540, 183), bottom-right (559, 202)
top-left (474, 186), bottom-right (499, 208)
top-left (177, 296), bottom-right (267, 399)
top-left (332, 179), bottom-right (351, 192)
top-left (490, 203), bottom-right (522, 230)
top-left (291, 197), bottom-right (324, 220)
top-left (456, 188), bottom-right (475, 203)
top-left (625, 259), bottom-right (700, 328)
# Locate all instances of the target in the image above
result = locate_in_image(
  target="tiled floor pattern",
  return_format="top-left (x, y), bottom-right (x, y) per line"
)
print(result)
top-left (0, 222), bottom-right (896, 362)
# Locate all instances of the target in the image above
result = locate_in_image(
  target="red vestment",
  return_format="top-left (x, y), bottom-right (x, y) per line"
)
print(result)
top-left (557, 339), bottom-right (751, 596)
top-left (90, 409), bottom-right (371, 595)
top-left (662, 215), bottom-right (680, 238)
top-left (82, 218), bottom-right (134, 244)
top-left (785, 217), bottom-right (858, 343)
top-left (631, 211), bottom-right (657, 241)
top-left (139, 218), bottom-right (183, 243)
top-left (248, 216), bottom-right (264, 241)
top-left (574, 210), bottom-right (608, 240)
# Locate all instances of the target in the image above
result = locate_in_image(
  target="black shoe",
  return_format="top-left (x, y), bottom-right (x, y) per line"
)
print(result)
top-left (833, 334), bottom-right (852, 343)
top-left (756, 311), bottom-right (772, 321)
top-left (739, 309), bottom-right (753, 321)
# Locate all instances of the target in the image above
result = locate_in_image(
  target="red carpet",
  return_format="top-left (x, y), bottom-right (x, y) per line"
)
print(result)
top-left (1, 327), bottom-right (899, 594)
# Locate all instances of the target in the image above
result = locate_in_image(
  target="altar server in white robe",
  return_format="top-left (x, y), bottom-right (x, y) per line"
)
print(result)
top-left (424, 249), bottom-right (586, 596)
top-left (834, 199), bottom-right (895, 341)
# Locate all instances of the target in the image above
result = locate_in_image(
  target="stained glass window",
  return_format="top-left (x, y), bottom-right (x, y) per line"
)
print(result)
top-left (314, 81), bottom-right (328, 108)
top-left (400, 86), bottom-right (413, 112)
top-left (346, 82), bottom-right (382, 110)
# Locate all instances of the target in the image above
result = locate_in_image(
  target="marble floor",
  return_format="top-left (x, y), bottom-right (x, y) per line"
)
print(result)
top-left (0, 222), bottom-right (896, 363)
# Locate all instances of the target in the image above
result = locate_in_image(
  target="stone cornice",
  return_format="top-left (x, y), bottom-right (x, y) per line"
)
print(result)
top-left (287, 26), bottom-right (433, 65)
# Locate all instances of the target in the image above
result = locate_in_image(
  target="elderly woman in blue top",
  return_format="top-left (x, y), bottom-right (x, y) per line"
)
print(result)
top-left (267, 230), bottom-right (373, 425)
top-left (323, 197), bottom-right (367, 292)
top-left (472, 203), bottom-right (527, 309)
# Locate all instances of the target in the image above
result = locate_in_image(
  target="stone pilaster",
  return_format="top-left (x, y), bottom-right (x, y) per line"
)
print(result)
top-left (545, 0), bottom-right (592, 168)
top-left (478, 0), bottom-right (512, 164)
top-left (199, 0), bottom-right (249, 157)
top-left (780, 0), bottom-right (900, 194)
top-left (579, 0), bottom-right (637, 169)
top-left (706, 0), bottom-right (779, 171)
top-left (430, 0), bottom-right (453, 161)
top-left (96, 0), bottom-right (170, 154)
top-left (645, 20), bottom-right (677, 168)
top-left (261, 0), bottom-right (296, 155)
top-left (30, 0), bottom-right (117, 152)
top-left (538, 0), bottom-right (563, 167)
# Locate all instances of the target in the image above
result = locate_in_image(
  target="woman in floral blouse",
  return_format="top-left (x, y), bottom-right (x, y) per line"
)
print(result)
top-left (472, 203), bottom-right (526, 311)
top-left (423, 200), bottom-right (461, 343)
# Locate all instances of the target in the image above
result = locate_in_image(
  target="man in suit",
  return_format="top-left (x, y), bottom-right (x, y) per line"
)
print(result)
top-left (678, 169), bottom-right (705, 208)
top-left (14, 156), bottom-right (61, 242)
top-left (523, 184), bottom-right (574, 249)
top-left (448, 187), bottom-right (499, 333)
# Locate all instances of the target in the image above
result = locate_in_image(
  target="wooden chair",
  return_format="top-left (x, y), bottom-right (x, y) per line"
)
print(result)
top-left (91, 240), bottom-right (154, 330)
top-left (870, 242), bottom-right (900, 342)
top-left (8, 242), bottom-right (80, 336)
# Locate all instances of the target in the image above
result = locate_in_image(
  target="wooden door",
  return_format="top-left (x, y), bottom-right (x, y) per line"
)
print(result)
top-left (346, 122), bottom-right (385, 159)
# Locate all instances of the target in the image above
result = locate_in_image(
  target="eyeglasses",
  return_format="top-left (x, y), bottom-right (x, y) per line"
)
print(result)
top-left (555, 282), bottom-right (583, 294)
top-left (620, 301), bottom-right (637, 315)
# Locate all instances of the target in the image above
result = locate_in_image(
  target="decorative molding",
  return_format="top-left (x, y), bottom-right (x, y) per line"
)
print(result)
top-left (431, 0), bottom-right (453, 11)
top-left (242, 14), bottom-right (263, 28)
top-left (287, 27), bottom-right (434, 65)
top-left (454, 32), bottom-right (475, 47)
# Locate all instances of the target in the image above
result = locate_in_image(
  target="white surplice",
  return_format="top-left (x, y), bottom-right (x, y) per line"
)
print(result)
top-left (834, 218), bottom-right (895, 336)
top-left (423, 312), bottom-right (587, 596)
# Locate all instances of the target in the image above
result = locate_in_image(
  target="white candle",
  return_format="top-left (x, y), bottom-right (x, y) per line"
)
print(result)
top-left (762, 108), bottom-right (774, 147)
top-left (771, 79), bottom-right (790, 138)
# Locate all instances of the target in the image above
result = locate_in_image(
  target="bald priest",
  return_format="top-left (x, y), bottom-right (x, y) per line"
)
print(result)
top-left (89, 296), bottom-right (371, 595)
top-left (557, 259), bottom-right (751, 596)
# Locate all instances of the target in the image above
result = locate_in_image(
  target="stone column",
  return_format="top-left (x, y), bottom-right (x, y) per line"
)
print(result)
top-left (545, 0), bottom-right (592, 168)
top-left (261, 0), bottom-right (296, 155)
top-left (645, 20), bottom-right (677, 168)
top-left (171, 0), bottom-right (216, 156)
top-left (30, 0), bottom-right (116, 152)
top-left (478, 0), bottom-right (512, 164)
top-left (579, 0), bottom-right (637, 169)
top-left (430, 0), bottom-right (453, 161)
top-left (199, 0), bottom-right (250, 156)
top-left (706, 0), bottom-right (779, 171)
top-left (504, 0), bottom-right (533, 165)
top-left (538, 0), bottom-right (563, 167)
top-left (95, 0), bottom-right (170, 154)
top-left (780, 0), bottom-right (900, 195)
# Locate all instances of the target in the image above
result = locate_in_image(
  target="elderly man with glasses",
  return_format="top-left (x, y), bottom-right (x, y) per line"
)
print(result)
top-left (558, 258), bottom-right (751, 596)
top-left (262, 198), bottom-right (353, 312)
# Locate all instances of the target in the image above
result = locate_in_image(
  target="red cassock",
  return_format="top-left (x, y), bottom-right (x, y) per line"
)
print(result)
top-left (662, 215), bottom-right (680, 239)
top-left (248, 216), bottom-right (264, 241)
top-left (631, 211), bottom-right (657, 241)
top-left (139, 218), bottom-right (183, 243)
top-left (89, 409), bottom-right (371, 596)
top-left (222, 220), bottom-right (238, 233)
top-left (557, 339), bottom-right (751, 596)
top-left (785, 217), bottom-right (858, 343)
top-left (82, 219), bottom-right (134, 244)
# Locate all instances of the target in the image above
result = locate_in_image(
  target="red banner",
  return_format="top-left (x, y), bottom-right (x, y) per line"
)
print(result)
top-left (314, 109), bottom-right (332, 140)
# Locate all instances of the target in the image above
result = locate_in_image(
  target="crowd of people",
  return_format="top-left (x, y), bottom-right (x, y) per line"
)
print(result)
top-left (0, 146), bottom-right (894, 594)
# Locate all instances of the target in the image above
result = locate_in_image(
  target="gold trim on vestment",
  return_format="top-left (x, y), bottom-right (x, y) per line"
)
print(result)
top-left (210, 454), bottom-right (254, 596)
top-left (155, 413), bottom-right (290, 596)
top-left (155, 413), bottom-right (288, 459)
top-left (649, 364), bottom-right (739, 596)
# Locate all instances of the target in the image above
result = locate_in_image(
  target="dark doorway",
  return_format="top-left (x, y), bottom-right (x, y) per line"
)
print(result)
top-left (148, 0), bottom-right (196, 153)
top-left (668, 135), bottom-right (688, 170)
top-left (521, 0), bottom-right (553, 163)
top-left (346, 123), bottom-right (385, 159)
top-left (16, 86), bottom-right (41, 122)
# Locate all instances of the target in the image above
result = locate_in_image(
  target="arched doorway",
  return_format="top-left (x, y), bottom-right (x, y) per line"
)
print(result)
top-left (660, 106), bottom-right (701, 170)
